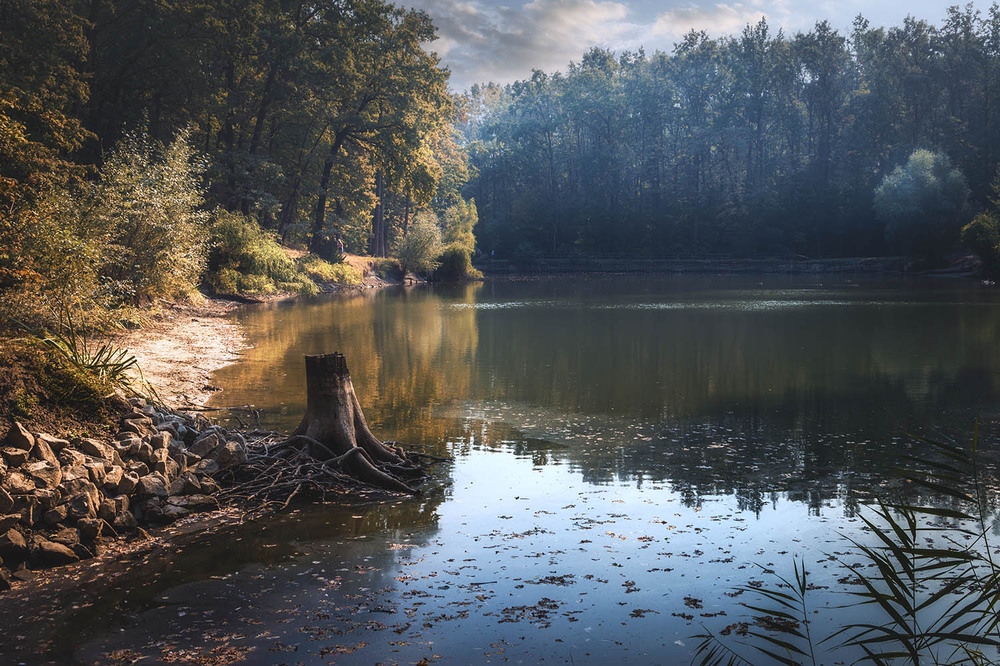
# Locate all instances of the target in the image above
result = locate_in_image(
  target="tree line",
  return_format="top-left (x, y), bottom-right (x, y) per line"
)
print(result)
top-left (0, 0), bottom-right (475, 324)
top-left (460, 7), bottom-right (1000, 262)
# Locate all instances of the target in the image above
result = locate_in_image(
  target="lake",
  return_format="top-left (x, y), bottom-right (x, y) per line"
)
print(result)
top-left (77, 275), bottom-right (1000, 664)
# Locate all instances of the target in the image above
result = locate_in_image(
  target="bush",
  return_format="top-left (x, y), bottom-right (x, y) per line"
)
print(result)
top-left (205, 212), bottom-right (317, 296)
top-left (372, 258), bottom-right (404, 281)
top-left (300, 257), bottom-right (363, 285)
top-left (961, 212), bottom-right (1000, 278)
top-left (433, 244), bottom-right (483, 281)
top-left (442, 197), bottom-right (478, 253)
top-left (874, 149), bottom-right (970, 263)
top-left (395, 213), bottom-right (443, 274)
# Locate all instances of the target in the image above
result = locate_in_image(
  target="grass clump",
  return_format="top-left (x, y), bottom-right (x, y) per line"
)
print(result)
top-left (205, 212), bottom-right (318, 296)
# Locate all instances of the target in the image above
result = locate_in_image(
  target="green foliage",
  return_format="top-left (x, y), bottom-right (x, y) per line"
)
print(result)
top-left (372, 257), bottom-right (404, 281)
top-left (205, 212), bottom-right (318, 296)
top-left (300, 257), bottom-right (363, 286)
top-left (395, 212), bottom-right (443, 274)
top-left (961, 212), bottom-right (1000, 278)
top-left (433, 244), bottom-right (483, 282)
top-left (874, 149), bottom-right (971, 263)
top-left (695, 429), bottom-right (1000, 665)
top-left (442, 197), bottom-right (478, 252)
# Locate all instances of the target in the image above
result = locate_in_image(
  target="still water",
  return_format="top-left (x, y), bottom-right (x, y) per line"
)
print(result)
top-left (79, 275), bottom-right (1000, 663)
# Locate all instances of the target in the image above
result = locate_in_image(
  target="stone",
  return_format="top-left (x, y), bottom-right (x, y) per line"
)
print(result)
top-left (112, 510), bottom-right (138, 532)
top-left (0, 529), bottom-right (27, 560)
top-left (24, 460), bottom-right (61, 490)
top-left (84, 461), bottom-right (107, 485)
top-left (64, 492), bottom-right (98, 521)
top-left (0, 488), bottom-right (12, 514)
top-left (30, 438), bottom-right (59, 465)
top-left (211, 441), bottom-right (249, 469)
top-left (154, 458), bottom-right (180, 482)
top-left (36, 433), bottom-right (69, 452)
top-left (0, 570), bottom-right (11, 591)
top-left (3, 471), bottom-right (35, 495)
top-left (5, 422), bottom-right (34, 451)
top-left (48, 527), bottom-right (80, 548)
top-left (127, 397), bottom-right (147, 408)
top-left (17, 497), bottom-right (41, 526)
top-left (194, 459), bottom-right (220, 476)
top-left (150, 432), bottom-right (172, 450)
top-left (33, 539), bottom-right (79, 565)
top-left (198, 476), bottom-right (221, 495)
top-left (60, 477), bottom-right (100, 506)
top-left (166, 494), bottom-right (219, 513)
top-left (1, 447), bottom-right (29, 467)
top-left (60, 465), bottom-right (89, 482)
top-left (0, 514), bottom-right (20, 531)
top-left (74, 438), bottom-right (113, 462)
top-left (77, 518), bottom-right (102, 541)
top-left (189, 433), bottom-right (220, 458)
top-left (58, 449), bottom-right (87, 467)
top-left (71, 543), bottom-right (95, 560)
top-left (137, 497), bottom-right (164, 523)
top-left (44, 505), bottom-right (69, 526)
top-left (120, 418), bottom-right (154, 437)
top-left (136, 442), bottom-right (153, 465)
top-left (116, 471), bottom-right (139, 495)
top-left (103, 465), bottom-right (124, 491)
top-left (160, 504), bottom-right (189, 522)
top-left (34, 488), bottom-right (61, 511)
top-left (136, 473), bottom-right (169, 497)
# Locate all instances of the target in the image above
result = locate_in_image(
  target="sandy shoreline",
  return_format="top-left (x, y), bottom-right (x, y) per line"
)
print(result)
top-left (117, 298), bottom-right (246, 408)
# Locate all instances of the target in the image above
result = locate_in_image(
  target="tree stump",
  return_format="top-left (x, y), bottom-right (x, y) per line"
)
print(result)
top-left (282, 353), bottom-right (420, 494)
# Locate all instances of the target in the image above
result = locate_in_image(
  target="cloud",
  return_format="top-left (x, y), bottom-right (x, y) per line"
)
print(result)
top-left (648, 3), bottom-right (767, 41)
top-left (409, 0), bottom-right (634, 89)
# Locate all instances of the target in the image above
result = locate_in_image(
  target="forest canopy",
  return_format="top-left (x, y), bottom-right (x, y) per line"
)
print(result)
top-left (460, 7), bottom-right (1000, 261)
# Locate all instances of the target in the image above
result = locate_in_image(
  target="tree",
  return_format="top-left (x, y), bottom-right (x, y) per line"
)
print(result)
top-left (874, 148), bottom-right (970, 263)
top-left (442, 197), bottom-right (477, 252)
top-left (395, 211), bottom-right (442, 274)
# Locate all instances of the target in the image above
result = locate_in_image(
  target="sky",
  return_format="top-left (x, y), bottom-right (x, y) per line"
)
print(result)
top-left (402, 0), bottom-right (995, 90)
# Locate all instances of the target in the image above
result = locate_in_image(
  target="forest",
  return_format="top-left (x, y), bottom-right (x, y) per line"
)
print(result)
top-left (461, 6), bottom-right (1000, 262)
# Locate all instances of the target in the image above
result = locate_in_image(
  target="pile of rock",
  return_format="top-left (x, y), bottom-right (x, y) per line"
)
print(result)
top-left (0, 398), bottom-right (248, 580)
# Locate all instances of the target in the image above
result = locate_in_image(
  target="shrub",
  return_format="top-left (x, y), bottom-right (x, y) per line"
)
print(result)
top-left (442, 197), bottom-right (478, 253)
top-left (205, 212), bottom-right (317, 296)
top-left (372, 258), bottom-right (404, 281)
top-left (300, 257), bottom-right (363, 285)
top-left (395, 212), bottom-right (443, 274)
top-left (433, 244), bottom-right (483, 281)
top-left (961, 212), bottom-right (1000, 278)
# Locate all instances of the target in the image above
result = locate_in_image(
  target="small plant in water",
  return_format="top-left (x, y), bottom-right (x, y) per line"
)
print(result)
top-left (694, 428), bottom-right (1000, 665)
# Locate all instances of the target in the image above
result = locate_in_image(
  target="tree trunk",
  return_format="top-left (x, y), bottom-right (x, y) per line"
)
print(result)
top-left (288, 353), bottom-right (419, 494)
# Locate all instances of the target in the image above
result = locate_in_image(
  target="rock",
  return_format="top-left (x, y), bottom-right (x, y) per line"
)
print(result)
top-left (77, 518), bottom-right (102, 541)
top-left (103, 465), bottom-right (124, 491)
top-left (58, 449), bottom-right (87, 467)
top-left (136, 473), bottom-right (169, 497)
top-left (33, 539), bottom-right (79, 565)
top-left (36, 433), bottom-right (69, 452)
top-left (160, 504), bottom-right (189, 522)
top-left (84, 461), bottom-right (107, 485)
top-left (120, 418), bottom-right (154, 437)
top-left (30, 438), bottom-right (59, 465)
top-left (49, 527), bottom-right (80, 548)
top-left (0, 514), bottom-right (20, 531)
top-left (0, 529), bottom-right (27, 560)
top-left (127, 397), bottom-right (147, 408)
top-left (64, 492), bottom-right (98, 521)
top-left (60, 465), bottom-right (89, 483)
top-left (198, 476), bottom-right (221, 495)
top-left (0, 569), bottom-right (12, 591)
top-left (5, 422), bottom-right (34, 451)
top-left (44, 505), bottom-right (69, 526)
top-left (136, 442), bottom-right (153, 465)
top-left (24, 460), bottom-right (61, 490)
top-left (0, 488), bottom-right (12, 514)
top-left (137, 497), bottom-right (164, 522)
top-left (194, 459), bottom-right (220, 476)
top-left (211, 441), bottom-right (249, 469)
top-left (169, 472), bottom-right (202, 496)
top-left (60, 478), bottom-right (100, 506)
top-left (1, 447), bottom-right (29, 467)
top-left (166, 494), bottom-right (219, 513)
top-left (74, 438), bottom-right (113, 462)
top-left (154, 458), bottom-right (180, 482)
top-left (34, 488), bottom-right (61, 511)
top-left (112, 510), bottom-right (137, 532)
top-left (150, 432), bottom-right (172, 450)
top-left (17, 497), bottom-right (41, 526)
top-left (116, 471), bottom-right (139, 495)
top-left (189, 433), bottom-right (220, 458)
top-left (71, 543), bottom-right (96, 560)
top-left (3, 471), bottom-right (35, 495)
top-left (128, 461), bottom-right (150, 477)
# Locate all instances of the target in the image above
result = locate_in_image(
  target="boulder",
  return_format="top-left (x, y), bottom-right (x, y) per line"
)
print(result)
top-left (36, 433), bottom-right (69, 452)
top-left (64, 492), bottom-right (98, 521)
top-left (84, 461), bottom-right (107, 485)
top-left (166, 494), bottom-right (219, 513)
top-left (30, 438), bottom-right (59, 465)
top-left (136, 473), bottom-right (169, 497)
top-left (0, 514), bottom-right (20, 531)
top-left (1, 447), bottom-right (29, 467)
top-left (135, 443), bottom-right (153, 465)
top-left (0, 529), bottom-right (27, 560)
top-left (169, 472), bottom-right (202, 496)
top-left (0, 488), bottom-right (12, 514)
top-left (116, 471), bottom-right (139, 495)
top-left (137, 497), bottom-right (164, 523)
top-left (160, 504), bottom-right (189, 522)
top-left (33, 539), bottom-right (79, 566)
top-left (103, 465), bottom-right (124, 491)
top-left (4, 422), bottom-right (34, 451)
top-left (60, 478), bottom-right (100, 507)
top-left (60, 465), bottom-right (89, 483)
top-left (149, 431), bottom-right (172, 450)
top-left (34, 488), bottom-right (61, 511)
top-left (112, 510), bottom-right (138, 533)
top-left (43, 505), bottom-right (69, 526)
top-left (77, 518), bottom-right (103, 541)
top-left (48, 527), bottom-right (80, 548)
top-left (58, 449), bottom-right (87, 467)
top-left (211, 441), bottom-right (248, 469)
top-left (194, 459), bottom-right (220, 476)
top-left (198, 476), bottom-right (221, 495)
top-left (17, 497), bottom-right (41, 526)
top-left (119, 418), bottom-right (154, 437)
top-left (24, 460), bottom-right (61, 490)
top-left (3, 471), bottom-right (35, 495)
top-left (189, 433), bottom-right (220, 458)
